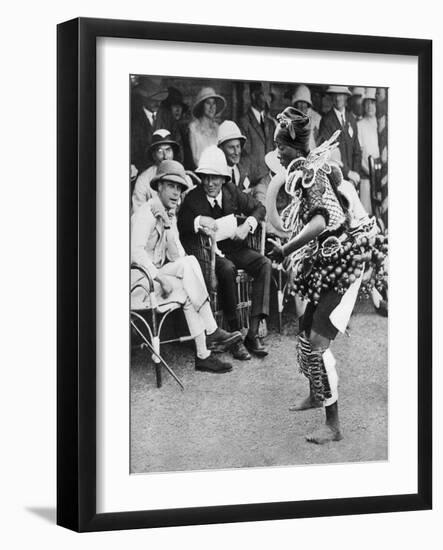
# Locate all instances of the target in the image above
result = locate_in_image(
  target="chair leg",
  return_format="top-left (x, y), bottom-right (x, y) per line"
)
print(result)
top-left (151, 335), bottom-right (162, 388)
top-left (155, 364), bottom-right (162, 388)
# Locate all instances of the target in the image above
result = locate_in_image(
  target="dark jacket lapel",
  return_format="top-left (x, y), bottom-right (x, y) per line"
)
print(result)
top-left (248, 109), bottom-right (266, 144)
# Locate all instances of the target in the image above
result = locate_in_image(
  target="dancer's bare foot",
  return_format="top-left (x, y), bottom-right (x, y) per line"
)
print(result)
top-left (289, 396), bottom-right (323, 411)
top-left (305, 424), bottom-right (343, 444)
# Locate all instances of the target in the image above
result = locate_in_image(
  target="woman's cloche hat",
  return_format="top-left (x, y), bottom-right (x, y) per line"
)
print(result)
top-left (192, 87), bottom-right (226, 118)
top-left (148, 129), bottom-right (180, 156)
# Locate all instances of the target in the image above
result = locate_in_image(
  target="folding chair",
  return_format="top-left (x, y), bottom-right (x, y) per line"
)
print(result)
top-left (131, 263), bottom-right (194, 390)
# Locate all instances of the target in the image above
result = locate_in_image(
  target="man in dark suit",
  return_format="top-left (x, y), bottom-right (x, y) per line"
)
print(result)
top-left (238, 82), bottom-right (276, 187)
top-left (178, 146), bottom-right (271, 359)
top-left (317, 85), bottom-right (362, 188)
top-left (131, 76), bottom-right (168, 174)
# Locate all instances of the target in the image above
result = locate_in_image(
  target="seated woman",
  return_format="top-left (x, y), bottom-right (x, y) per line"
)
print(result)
top-left (132, 129), bottom-right (180, 212)
top-left (131, 159), bottom-right (242, 374)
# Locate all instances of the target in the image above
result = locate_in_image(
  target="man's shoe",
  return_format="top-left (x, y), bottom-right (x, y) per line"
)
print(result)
top-left (195, 354), bottom-right (233, 374)
top-left (244, 333), bottom-right (268, 357)
top-left (230, 340), bottom-right (251, 361)
top-left (206, 328), bottom-right (242, 352)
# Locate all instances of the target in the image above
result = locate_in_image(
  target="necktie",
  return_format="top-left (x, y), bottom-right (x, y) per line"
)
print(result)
top-left (212, 198), bottom-right (223, 219)
top-left (260, 113), bottom-right (265, 134)
top-left (341, 113), bottom-right (346, 127)
top-left (231, 167), bottom-right (237, 185)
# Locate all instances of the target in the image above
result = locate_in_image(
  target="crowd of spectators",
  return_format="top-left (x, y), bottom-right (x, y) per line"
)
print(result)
top-left (130, 76), bottom-right (388, 228)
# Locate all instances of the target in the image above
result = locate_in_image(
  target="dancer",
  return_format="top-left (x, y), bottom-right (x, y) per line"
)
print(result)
top-left (267, 107), bottom-right (382, 444)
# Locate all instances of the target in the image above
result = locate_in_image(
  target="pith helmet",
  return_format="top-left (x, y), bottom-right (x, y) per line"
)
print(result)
top-left (217, 120), bottom-right (246, 148)
top-left (195, 145), bottom-right (231, 180)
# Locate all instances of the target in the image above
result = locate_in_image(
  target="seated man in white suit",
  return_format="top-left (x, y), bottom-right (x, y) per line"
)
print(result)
top-left (131, 159), bottom-right (242, 373)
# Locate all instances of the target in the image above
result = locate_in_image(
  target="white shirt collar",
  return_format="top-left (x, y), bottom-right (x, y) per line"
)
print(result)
top-left (333, 107), bottom-right (346, 125)
top-left (206, 191), bottom-right (223, 207)
top-left (143, 107), bottom-right (155, 125)
top-left (251, 105), bottom-right (264, 124)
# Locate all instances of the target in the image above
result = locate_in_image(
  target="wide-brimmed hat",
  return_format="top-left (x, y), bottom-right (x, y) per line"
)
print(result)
top-left (162, 86), bottom-right (188, 111)
top-left (292, 84), bottom-right (312, 107)
top-left (350, 86), bottom-right (365, 97)
top-left (151, 160), bottom-right (193, 192)
top-left (192, 87), bottom-right (226, 118)
top-left (326, 85), bottom-right (352, 96)
top-left (363, 87), bottom-right (377, 101)
top-left (195, 145), bottom-right (231, 180)
top-left (217, 120), bottom-right (246, 148)
top-left (148, 129), bottom-right (180, 156)
top-left (134, 76), bottom-right (168, 101)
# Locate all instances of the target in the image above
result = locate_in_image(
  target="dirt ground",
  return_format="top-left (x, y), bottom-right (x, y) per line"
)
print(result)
top-left (130, 299), bottom-right (388, 473)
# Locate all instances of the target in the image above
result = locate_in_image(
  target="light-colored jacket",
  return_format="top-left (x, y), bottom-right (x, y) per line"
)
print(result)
top-left (131, 197), bottom-right (185, 280)
top-left (132, 165), bottom-right (158, 212)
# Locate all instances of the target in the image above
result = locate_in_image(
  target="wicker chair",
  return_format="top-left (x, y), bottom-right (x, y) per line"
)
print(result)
top-left (131, 263), bottom-right (193, 389)
top-left (187, 216), bottom-right (266, 330)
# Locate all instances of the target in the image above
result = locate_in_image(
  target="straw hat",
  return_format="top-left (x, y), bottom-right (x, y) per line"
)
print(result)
top-left (292, 84), bottom-right (312, 107)
top-left (150, 160), bottom-right (193, 192)
top-left (148, 129), bottom-right (179, 156)
top-left (217, 120), bottom-right (246, 147)
top-left (192, 87), bottom-right (226, 118)
top-left (350, 86), bottom-right (365, 97)
top-left (364, 87), bottom-right (377, 101)
top-left (326, 85), bottom-right (352, 96)
top-left (195, 145), bottom-right (231, 180)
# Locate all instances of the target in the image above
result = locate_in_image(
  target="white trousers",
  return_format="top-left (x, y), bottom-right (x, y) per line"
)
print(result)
top-left (154, 256), bottom-right (216, 338)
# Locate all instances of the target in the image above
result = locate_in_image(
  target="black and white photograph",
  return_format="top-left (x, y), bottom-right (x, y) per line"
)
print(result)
top-left (129, 75), bottom-right (389, 474)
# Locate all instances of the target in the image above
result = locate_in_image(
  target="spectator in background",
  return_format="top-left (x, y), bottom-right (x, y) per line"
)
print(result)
top-left (155, 87), bottom-right (191, 166)
top-left (348, 87), bottom-right (365, 121)
top-left (130, 77), bottom-right (168, 174)
top-left (239, 82), bottom-right (276, 187)
top-left (217, 121), bottom-right (251, 192)
top-left (188, 87), bottom-right (226, 168)
top-left (320, 91), bottom-right (333, 115)
top-left (132, 130), bottom-right (180, 212)
top-left (318, 85), bottom-right (362, 189)
top-left (376, 87), bottom-right (389, 229)
top-left (292, 84), bottom-right (322, 150)
top-left (357, 88), bottom-right (380, 214)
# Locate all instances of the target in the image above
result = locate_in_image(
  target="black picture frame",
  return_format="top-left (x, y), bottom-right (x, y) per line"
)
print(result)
top-left (57, 17), bottom-right (432, 532)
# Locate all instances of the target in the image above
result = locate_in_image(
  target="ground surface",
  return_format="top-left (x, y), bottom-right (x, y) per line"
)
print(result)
top-left (130, 299), bottom-right (388, 473)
